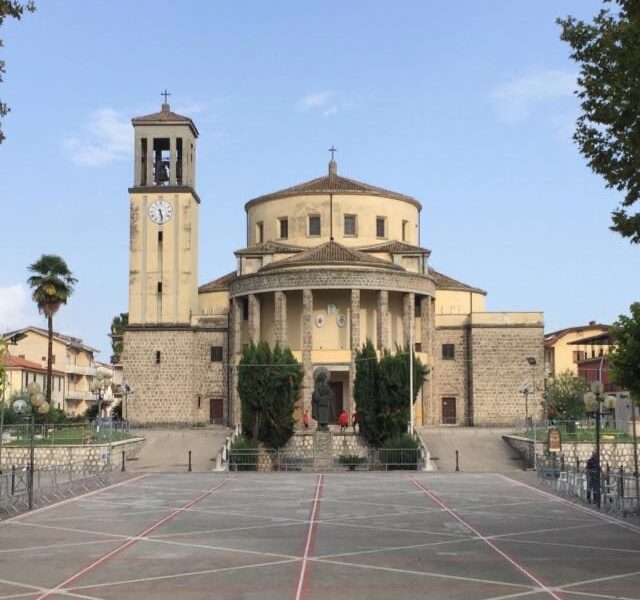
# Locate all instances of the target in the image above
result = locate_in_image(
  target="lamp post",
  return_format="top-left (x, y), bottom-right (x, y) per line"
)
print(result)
top-left (122, 383), bottom-right (133, 431)
top-left (584, 381), bottom-right (605, 509)
top-left (12, 382), bottom-right (50, 510)
top-left (90, 372), bottom-right (111, 442)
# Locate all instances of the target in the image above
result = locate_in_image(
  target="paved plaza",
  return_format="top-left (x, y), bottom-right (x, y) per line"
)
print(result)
top-left (1, 472), bottom-right (640, 599)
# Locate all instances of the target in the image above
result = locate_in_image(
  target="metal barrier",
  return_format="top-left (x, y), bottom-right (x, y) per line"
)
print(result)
top-left (1, 422), bottom-right (132, 446)
top-left (537, 456), bottom-right (640, 517)
top-left (228, 447), bottom-right (423, 472)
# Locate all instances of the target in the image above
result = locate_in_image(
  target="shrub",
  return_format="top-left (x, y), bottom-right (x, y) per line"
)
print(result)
top-left (229, 435), bottom-right (259, 471)
top-left (379, 434), bottom-right (421, 470)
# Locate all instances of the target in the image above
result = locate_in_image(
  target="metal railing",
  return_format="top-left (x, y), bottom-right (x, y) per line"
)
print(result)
top-left (228, 447), bottom-right (424, 472)
top-left (514, 419), bottom-right (633, 443)
top-left (537, 456), bottom-right (640, 517)
top-left (1, 422), bottom-right (132, 446)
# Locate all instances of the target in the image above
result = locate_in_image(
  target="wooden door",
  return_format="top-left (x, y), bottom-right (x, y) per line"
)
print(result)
top-left (441, 397), bottom-right (456, 424)
top-left (328, 381), bottom-right (343, 424)
top-left (209, 398), bottom-right (224, 424)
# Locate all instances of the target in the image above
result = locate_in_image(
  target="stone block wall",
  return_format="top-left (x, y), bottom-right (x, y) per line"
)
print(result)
top-left (123, 326), bottom-right (228, 425)
top-left (431, 328), bottom-right (468, 426)
top-left (471, 325), bottom-right (543, 426)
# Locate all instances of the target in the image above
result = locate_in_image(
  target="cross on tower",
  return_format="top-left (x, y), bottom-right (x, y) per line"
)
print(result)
top-left (329, 145), bottom-right (337, 160)
top-left (161, 89), bottom-right (171, 104)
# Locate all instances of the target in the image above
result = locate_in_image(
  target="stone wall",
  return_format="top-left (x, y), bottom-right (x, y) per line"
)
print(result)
top-left (503, 434), bottom-right (640, 470)
top-left (283, 431), bottom-right (369, 459)
top-left (471, 325), bottom-right (543, 426)
top-left (123, 325), bottom-right (228, 425)
top-left (0, 438), bottom-right (144, 472)
top-left (431, 328), bottom-right (468, 426)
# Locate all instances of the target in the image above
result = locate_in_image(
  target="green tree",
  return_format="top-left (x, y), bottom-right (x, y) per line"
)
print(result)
top-left (557, 1), bottom-right (640, 243)
top-left (354, 341), bottom-right (428, 445)
top-left (610, 302), bottom-right (640, 402)
top-left (237, 341), bottom-right (302, 448)
top-left (545, 370), bottom-right (589, 420)
top-left (110, 312), bottom-right (128, 363)
top-left (1, 1), bottom-right (36, 144)
top-left (27, 255), bottom-right (77, 408)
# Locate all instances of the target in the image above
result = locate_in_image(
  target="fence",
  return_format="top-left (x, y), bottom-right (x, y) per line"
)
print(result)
top-left (537, 456), bottom-right (640, 517)
top-left (228, 447), bottom-right (425, 472)
top-left (513, 418), bottom-right (633, 443)
top-left (0, 459), bottom-right (112, 516)
top-left (1, 421), bottom-right (132, 447)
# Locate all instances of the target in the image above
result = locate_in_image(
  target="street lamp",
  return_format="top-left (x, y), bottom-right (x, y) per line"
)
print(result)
top-left (122, 383), bottom-right (133, 430)
top-left (583, 381), bottom-right (605, 509)
top-left (12, 381), bottom-right (49, 510)
top-left (90, 372), bottom-right (111, 441)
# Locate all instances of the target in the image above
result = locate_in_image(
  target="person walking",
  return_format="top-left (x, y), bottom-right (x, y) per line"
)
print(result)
top-left (338, 410), bottom-right (349, 433)
top-left (303, 409), bottom-right (310, 430)
top-left (586, 451), bottom-right (600, 505)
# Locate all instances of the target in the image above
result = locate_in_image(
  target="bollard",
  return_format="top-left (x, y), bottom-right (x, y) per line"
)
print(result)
top-left (188, 450), bottom-right (192, 472)
top-left (121, 451), bottom-right (126, 472)
top-left (455, 450), bottom-right (460, 472)
top-left (11, 465), bottom-right (15, 495)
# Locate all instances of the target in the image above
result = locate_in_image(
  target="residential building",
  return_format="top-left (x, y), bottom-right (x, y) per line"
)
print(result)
top-left (544, 322), bottom-right (610, 378)
top-left (1, 327), bottom-right (99, 416)
top-left (2, 355), bottom-right (65, 409)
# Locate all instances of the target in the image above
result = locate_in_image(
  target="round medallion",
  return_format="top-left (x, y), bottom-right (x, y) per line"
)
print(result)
top-left (337, 314), bottom-right (346, 328)
top-left (327, 303), bottom-right (337, 315)
top-left (315, 314), bottom-right (325, 328)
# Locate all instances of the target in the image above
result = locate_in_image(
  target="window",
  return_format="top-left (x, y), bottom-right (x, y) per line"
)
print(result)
top-left (256, 221), bottom-right (264, 244)
top-left (242, 298), bottom-right (249, 320)
top-left (442, 344), bottom-right (455, 360)
top-left (157, 282), bottom-right (163, 293)
top-left (278, 217), bottom-right (288, 239)
top-left (155, 350), bottom-right (161, 364)
top-left (210, 346), bottom-right (223, 362)
top-left (158, 231), bottom-right (163, 242)
top-left (572, 350), bottom-right (586, 363)
top-left (308, 215), bottom-right (321, 236)
top-left (344, 214), bottom-right (357, 236)
top-left (414, 342), bottom-right (422, 353)
top-left (414, 302), bottom-right (422, 317)
top-left (402, 220), bottom-right (408, 242)
top-left (376, 217), bottom-right (386, 238)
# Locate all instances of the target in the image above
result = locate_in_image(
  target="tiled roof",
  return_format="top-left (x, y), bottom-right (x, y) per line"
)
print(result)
top-left (5, 355), bottom-right (63, 374)
top-left (198, 270), bottom-right (238, 293)
top-left (261, 240), bottom-right (403, 271)
top-left (2, 327), bottom-right (98, 353)
top-left (427, 268), bottom-right (486, 295)
top-left (234, 241), bottom-right (305, 256)
top-left (131, 104), bottom-right (198, 136)
top-left (246, 163), bottom-right (420, 209)
top-left (544, 324), bottom-right (610, 345)
top-left (357, 240), bottom-right (431, 255)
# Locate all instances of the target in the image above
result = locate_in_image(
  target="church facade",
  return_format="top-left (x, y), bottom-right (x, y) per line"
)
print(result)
top-left (122, 103), bottom-right (544, 428)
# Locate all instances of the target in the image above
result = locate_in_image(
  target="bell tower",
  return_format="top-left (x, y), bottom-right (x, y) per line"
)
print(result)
top-left (128, 95), bottom-right (200, 325)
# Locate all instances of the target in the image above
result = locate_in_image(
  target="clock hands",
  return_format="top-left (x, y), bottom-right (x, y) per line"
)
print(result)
top-left (158, 208), bottom-right (164, 222)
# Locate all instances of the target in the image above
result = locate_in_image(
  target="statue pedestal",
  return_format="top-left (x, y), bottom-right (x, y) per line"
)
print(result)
top-left (313, 430), bottom-right (332, 470)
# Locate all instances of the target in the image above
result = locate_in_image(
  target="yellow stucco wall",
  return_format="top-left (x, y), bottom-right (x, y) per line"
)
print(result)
top-left (545, 326), bottom-right (609, 376)
top-left (435, 290), bottom-right (486, 315)
top-left (129, 191), bottom-right (199, 325)
top-left (246, 193), bottom-right (420, 247)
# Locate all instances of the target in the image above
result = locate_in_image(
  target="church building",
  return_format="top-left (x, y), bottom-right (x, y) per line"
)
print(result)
top-left (122, 102), bottom-right (544, 428)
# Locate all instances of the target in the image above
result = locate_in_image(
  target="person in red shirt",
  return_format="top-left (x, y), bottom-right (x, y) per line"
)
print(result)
top-left (338, 410), bottom-right (349, 433)
top-left (303, 409), bottom-right (310, 430)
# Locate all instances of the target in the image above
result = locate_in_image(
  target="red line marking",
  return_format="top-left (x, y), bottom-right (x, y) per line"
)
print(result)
top-left (408, 475), bottom-right (562, 600)
top-left (34, 475), bottom-right (236, 600)
top-left (1, 474), bottom-right (148, 525)
top-left (294, 474), bottom-right (323, 600)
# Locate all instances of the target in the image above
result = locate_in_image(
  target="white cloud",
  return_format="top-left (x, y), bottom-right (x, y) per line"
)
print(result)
top-left (296, 91), bottom-right (350, 117)
top-left (0, 284), bottom-right (41, 333)
top-left (489, 69), bottom-right (577, 123)
top-left (63, 108), bottom-right (132, 167)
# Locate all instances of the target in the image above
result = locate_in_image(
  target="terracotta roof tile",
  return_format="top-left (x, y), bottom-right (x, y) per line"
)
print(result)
top-left (261, 240), bottom-right (403, 271)
top-left (428, 268), bottom-right (486, 295)
top-left (5, 355), bottom-right (63, 374)
top-left (246, 164), bottom-right (420, 209)
top-left (357, 240), bottom-right (431, 255)
top-left (131, 104), bottom-right (198, 136)
top-left (198, 270), bottom-right (237, 293)
top-left (234, 241), bottom-right (305, 256)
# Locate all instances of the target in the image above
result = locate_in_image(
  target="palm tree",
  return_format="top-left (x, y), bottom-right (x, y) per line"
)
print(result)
top-left (27, 255), bottom-right (77, 407)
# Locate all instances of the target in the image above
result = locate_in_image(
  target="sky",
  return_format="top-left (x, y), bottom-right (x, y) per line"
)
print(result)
top-left (1, 1), bottom-right (638, 359)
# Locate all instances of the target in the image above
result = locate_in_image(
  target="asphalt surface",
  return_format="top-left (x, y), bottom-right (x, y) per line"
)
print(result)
top-left (1, 472), bottom-right (639, 599)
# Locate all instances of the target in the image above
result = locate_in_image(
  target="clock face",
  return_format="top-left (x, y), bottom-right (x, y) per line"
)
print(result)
top-left (148, 200), bottom-right (173, 224)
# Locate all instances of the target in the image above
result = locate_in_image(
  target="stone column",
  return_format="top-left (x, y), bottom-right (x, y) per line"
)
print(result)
top-left (349, 289), bottom-right (361, 416)
top-left (274, 291), bottom-right (287, 347)
top-left (230, 297), bottom-right (243, 426)
top-left (402, 292), bottom-right (415, 348)
top-left (302, 289), bottom-right (314, 413)
top-left (248, 294), bottom-right (260, 343)
top-left (376, 290), bottom-right (389, 351)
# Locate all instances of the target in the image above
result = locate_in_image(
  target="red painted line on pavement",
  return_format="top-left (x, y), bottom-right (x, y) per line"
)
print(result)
top-left (408, 475), bottom-right (562, 600)
top-left (497, 473), bottom-right (640, 535)
top-left (294, 474), bottom-right (323, 600)
top-left (1, 474), bottom-right (148, 525)
top-left (34, 475), bottom-right (236, 600)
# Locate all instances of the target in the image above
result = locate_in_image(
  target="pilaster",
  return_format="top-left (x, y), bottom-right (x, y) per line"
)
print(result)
top-left (402, 292), bottom-right (415, 347)
top-left (248, 294), bottom-right (261, 343)
top-left (376, 290), bottom-right (389, 351)
top-left (274, 291), bottom-right (287, 347)
top-left (349, 289), bottom-right (361, 416)
top-left (302, 289), bottom-right (313, 413)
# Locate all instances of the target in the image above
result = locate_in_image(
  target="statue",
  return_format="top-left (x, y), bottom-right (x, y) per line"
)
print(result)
top-left (311, 367), bottom-right (333, 431)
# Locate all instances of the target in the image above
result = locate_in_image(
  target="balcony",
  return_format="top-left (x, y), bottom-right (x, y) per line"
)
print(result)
top-left (65, 364), bottom-right (97, 377)
top-left (65, 390), bottom-right (94, 401)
